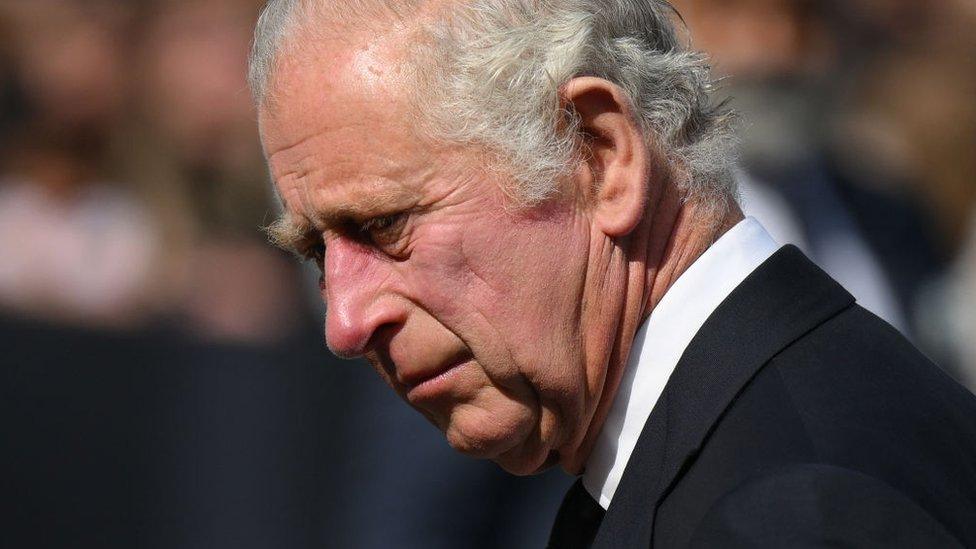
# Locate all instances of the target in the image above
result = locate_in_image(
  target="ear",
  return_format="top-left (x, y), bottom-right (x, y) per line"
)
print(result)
top-left (562, 77), bottom-right (649, 237)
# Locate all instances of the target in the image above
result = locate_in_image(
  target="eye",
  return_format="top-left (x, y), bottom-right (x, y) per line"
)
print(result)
top-left (360, 214), bottom-right (398, 234)
top-left (300, 235), bottom-right (325, 267)
top-left (309, 239), bottom-right (326, 265)
top-left (359, 213), bottom-right (409, 254)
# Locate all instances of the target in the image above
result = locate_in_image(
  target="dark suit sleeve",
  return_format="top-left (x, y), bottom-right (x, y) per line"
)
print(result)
top-left (687, 463), bottom-right (963, 549)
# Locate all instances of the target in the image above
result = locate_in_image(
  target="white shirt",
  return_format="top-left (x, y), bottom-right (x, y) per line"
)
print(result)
top-left (582, 217), bottom-right (781, 509)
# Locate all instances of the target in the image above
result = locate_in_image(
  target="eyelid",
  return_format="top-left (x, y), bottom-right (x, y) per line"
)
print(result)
top-left (359, 211), bottom-right (412, 256)
top-left (359, 212), bottom-right (401, 233)
top-left (291, 208), bottom-right (416, 261)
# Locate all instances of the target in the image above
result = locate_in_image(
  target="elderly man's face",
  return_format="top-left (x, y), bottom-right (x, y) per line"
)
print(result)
top-left (260, 38), bottom-right (598, 473)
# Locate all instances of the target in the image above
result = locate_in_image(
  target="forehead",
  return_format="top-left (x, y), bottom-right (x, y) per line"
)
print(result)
top-left (257, 27), bottom-right (435, 211)
top-left (258, 28), bottom-right (410, 155)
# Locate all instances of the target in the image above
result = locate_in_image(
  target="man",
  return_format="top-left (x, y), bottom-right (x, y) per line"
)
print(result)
top-left (248, 1), bottom-right (976, 547)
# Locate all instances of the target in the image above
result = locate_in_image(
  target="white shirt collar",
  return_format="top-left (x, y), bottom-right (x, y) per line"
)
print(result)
top-left (582, 217), bottom-right (780, 509)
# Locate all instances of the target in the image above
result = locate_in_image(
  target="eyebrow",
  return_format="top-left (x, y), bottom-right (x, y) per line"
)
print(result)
top-left (264, 179), bottom-right (313, 256)
top-left (265, 213), bottom-right (316, 257)
top-left (265, 183), bottom-right (420, 256)
top-left (264, 205), bottom-right (365, 253)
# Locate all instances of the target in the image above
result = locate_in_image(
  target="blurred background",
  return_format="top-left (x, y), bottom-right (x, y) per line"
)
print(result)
top-left (0, 0), bottom-right (973, 547)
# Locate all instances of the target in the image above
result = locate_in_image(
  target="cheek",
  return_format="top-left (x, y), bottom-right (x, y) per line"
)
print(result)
top-left (402, 209), bottom-right (589, 383)
top-left (401, 223), bottom-right (516, 367)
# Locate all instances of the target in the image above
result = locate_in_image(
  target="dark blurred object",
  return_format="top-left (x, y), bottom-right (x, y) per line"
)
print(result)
top-left (0, 315), bottom-right (569, 549)
top-left (0, 315), bottom-right (337, 549)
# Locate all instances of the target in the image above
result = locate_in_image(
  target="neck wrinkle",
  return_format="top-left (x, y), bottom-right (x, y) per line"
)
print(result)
top-left (560, 178), bottom-right (672, 474)
top-left (563, 187), bottom-right (742, 475)
top-left (642, 198), bottom-right (743, 325)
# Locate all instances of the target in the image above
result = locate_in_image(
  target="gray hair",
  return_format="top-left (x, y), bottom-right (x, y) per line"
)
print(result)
top-left (249, 0), bottom-right (738, 211)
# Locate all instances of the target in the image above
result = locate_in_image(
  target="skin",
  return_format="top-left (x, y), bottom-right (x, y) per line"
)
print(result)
top-left (259, 28), bottom-right (742, 476)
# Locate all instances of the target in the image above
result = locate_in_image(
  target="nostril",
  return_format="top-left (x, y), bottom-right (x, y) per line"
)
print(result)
top-left (366, 322), bottom-right (402, 354)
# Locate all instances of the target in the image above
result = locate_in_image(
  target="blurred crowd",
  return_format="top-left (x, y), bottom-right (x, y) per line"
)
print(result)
top-left (670, 0), bottom-right (976, 388)
top-left (1, 0), bottom-right (974, 373)
top-left (0, 0), bottom-right (309, 343)
top-left (0, 0), bottom-right (974, 547)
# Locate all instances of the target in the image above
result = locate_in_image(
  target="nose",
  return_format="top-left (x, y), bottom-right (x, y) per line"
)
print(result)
top-left (321, 236), bottom-right (404, 358)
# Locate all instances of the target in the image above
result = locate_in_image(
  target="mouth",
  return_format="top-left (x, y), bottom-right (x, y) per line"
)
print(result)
top-left (403, 357), bottom-right (472, 402)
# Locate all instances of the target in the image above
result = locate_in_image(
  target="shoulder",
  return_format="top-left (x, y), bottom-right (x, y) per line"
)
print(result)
top-left (688, 463), bottom-right (964, 548)
top-left (659, 304), bottom-right (976, 546)
top-left (740, 305), bottom-right (976, 543)
top-left (768, 304), bottom-right (976, 463)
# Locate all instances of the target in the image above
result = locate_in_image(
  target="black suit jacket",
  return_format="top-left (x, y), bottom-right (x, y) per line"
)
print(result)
top-left (584, 245), bottom-right (976, 548)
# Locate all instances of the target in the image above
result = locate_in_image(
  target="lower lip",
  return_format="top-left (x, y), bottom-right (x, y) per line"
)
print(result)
top-left (406, 360), bottom-right (471, 402)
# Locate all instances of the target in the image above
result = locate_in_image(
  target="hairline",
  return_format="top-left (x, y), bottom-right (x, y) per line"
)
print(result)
top-left (250, 0), bottom-right (739, 219)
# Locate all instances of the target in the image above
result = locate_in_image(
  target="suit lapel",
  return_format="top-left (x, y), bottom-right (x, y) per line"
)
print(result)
top-left (593, 246), bottom-right (855, 548)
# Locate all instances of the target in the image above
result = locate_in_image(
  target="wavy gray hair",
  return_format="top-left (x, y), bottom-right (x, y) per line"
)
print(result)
top-left (249, 0), bottom-right (738, 211)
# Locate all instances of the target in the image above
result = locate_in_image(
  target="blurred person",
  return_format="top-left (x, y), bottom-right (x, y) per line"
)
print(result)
top-left (0, 1), bottom-right (165, 327)
top-left (179, 238), bottom-right (305, 345)
top-left (127, 0), bottom-right (308, 344)
top-left (863, 0), bottom-right (976, 389)
top-left (250, 1), bottom-right (976, 547)
top-left (134, 0), bottom-right (271, 235)
top-left (922, 212), bottom-right (976, 393)
top-left (831, 0), bottom-right (976, 252)
top-left (671, 0), bottom-right (948, 339)
top-left (0, 10), bottom-right (25, 139)
top-left (827, 0), bottom-right (976, 375)
top-left (0, 162), bottom-right (160, 327)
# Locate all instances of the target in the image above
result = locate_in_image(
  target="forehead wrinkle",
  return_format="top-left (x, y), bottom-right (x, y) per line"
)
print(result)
top-left (273, 140), bottom-right (424, 226)
top-left (266, 117), bottom-right (404, 199)
top-left (263, 98), bottom-right (394, 158)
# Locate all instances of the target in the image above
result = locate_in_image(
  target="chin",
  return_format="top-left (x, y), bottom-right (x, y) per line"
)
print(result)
top-left (442, 407), bottom-right (554, 476)
top-left (492, 446), bottom-right (556, 476)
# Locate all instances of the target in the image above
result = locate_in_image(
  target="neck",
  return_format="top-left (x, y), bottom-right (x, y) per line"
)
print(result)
top-left (560, 183), bottom-right (743, 474)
